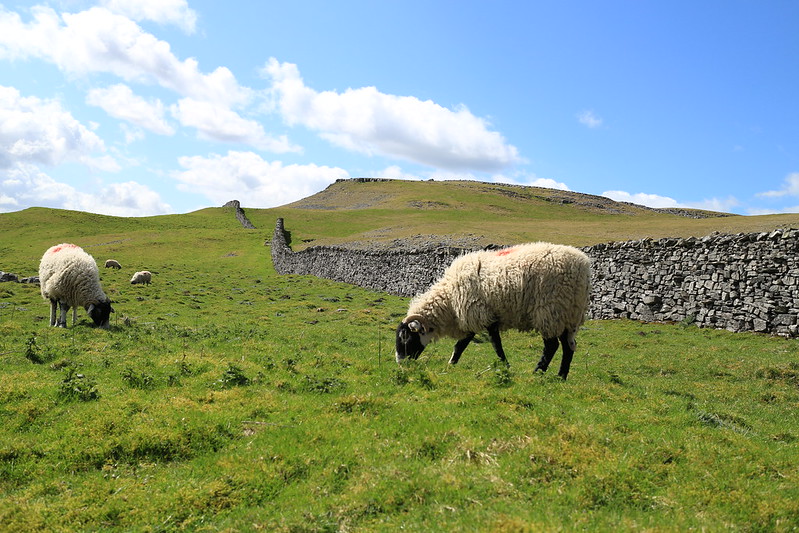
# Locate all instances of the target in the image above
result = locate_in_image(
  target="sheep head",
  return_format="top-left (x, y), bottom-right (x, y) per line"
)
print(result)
top-left (87, 299), bottom-right (114, 329)
top-left (395, 314), bottom-right (434, 362)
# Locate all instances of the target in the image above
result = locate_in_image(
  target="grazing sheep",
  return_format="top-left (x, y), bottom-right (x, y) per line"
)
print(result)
top-left (105, 259), bottom-right (122, 269)
top-left (395, 242), bottom-right (591, 379)
top-left (130, 270), bottom-right (152, 285)
top-left (39, 243), bottom-right (114, 329)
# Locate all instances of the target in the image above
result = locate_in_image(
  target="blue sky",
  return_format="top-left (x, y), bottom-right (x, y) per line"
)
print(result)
top-left (1, 0), bottom-right (798, 216)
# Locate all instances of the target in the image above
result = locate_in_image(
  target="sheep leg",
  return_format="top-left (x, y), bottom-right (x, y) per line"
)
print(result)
top-left (449, 332), bottom-right (476, 364)
top-left (49, 299), bottom-right (58, 326)
top-left (487, 323), bottom-right (509, 366)
top-left (72, 307), bottom-right (78, 327)
top-left (535, 336), bottom-right (560, 373)
top-left (57, 301), bottom-right (69, 328)
top-left (556, 330), bottom-right (576, 380)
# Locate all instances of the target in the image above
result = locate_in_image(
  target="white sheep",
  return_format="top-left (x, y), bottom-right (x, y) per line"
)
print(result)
top-left (39, 243), bottom-right (114, 329)
top-left (105, 259), bottom-right (122, 269)
top-left (395, 242), bottom-right (591, 379)
top-left (130, 270), bottom-right (152, 285)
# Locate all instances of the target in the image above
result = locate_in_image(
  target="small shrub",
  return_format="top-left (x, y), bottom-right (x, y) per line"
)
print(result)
top-left (216, 363), bottom-right (250, 389)
top-left (490, 361), bottom-right (513, 388)
top-left (414, 369), bottom-right (436, 390)
top-left (301, 375), bottom-right (345, 394)
top-left (24, 333), bottom-right (46, 364)
top-left (58, 366), bottom-right (100, 402)
top-left (389, 368), bottom-right (410, 386)
top-left (121, 367), bottom-right (156, 389)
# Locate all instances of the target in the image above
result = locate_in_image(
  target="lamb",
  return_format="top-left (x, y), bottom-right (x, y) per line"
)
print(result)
top-left (105, 259), bottom-right (122, 269)
top-left (130, 270), bottom-right (152, 285)
top-left (39, 243), bottom-right (114, 329)
top-left (395, 242), bottom-right (591, 379)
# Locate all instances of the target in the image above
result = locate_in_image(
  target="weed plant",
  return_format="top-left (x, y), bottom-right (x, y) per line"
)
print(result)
top-left (0, 207), bottom-right (797, 531)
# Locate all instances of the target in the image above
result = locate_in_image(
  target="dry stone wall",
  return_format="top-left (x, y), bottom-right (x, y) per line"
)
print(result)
top-left (271, 218), bottom-right (799, 336)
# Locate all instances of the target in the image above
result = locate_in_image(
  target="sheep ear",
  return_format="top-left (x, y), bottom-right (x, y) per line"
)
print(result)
top-left (408, 320), bottom-right (423, 333)
top-left (87, 303), bottom-right (95, 314)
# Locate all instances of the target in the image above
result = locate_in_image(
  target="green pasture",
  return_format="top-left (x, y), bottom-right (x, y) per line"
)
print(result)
top-left (1, 184), bottom-right (798, 531)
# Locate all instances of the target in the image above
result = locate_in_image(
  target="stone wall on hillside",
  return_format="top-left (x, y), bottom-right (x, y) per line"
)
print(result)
top-left (223, 200), bottom-right (255, 229)
top-left (270, 218), bottom-right (469, 296)
top-left (271, 218), bottom-right (799, 336)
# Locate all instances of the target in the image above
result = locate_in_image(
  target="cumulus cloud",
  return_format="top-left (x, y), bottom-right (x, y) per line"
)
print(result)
top-left (529, 177), bottom-right (570, 190)
top-left (100, 0), bottom-right (198, 34)
top-left (602, 190), bottom-right (679, 208)
top-left (603, 189), bottom-right (739, 213)
top-left (577, 110), bottom-right (603, 129)
top-left (0, 6), bottom-right (250, 107)
top-left (0, 163), bottom-right (171, 216)
top-left (172, 150), bottom-right (350, 207)
top-left (263, 58), bottom-right (521, 172)
top-left (87, 84), bottom-right (174, 135)
top-left (681, 196), bottom-right (737, 213)
top-left (757, 172), bottom-right (799, 198)
top-left (170, 98), bottom-right (300, 153)
top-left (0, 85), bottom-right (108, 169)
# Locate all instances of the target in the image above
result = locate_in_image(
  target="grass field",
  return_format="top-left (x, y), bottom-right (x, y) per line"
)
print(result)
top-left (1, 181), bottom-right (798, 531)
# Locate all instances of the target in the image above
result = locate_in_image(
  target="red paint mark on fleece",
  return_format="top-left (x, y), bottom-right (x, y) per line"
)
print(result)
top-left (496, 248), bottom-right (517, 256)
top-left (50, 243), bottom-right (79, 254)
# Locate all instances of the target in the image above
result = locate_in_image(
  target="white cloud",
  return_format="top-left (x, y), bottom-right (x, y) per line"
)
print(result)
top-left (529, 177), bottom-right (570, 190)
top-left (603, 189), bottom-right (738, 213)
top-left (0, 85), bottom-right (108, 169)
top-left (170, 98), bottom-right (300, 153)
top-left (87, 84), bottom-right (175, 135)
top-left (367, 165), bottom-right (422, 181)
top-left (577, 110), bottom-right (603, 129)
top-left (100, 0), bottom-right (198, 34)
top-left (263, 58), bottom-right (521, 172)
top-left (686, 196), bottom-right (739, 213)
top-left (0, 6), bottom-right (250, 107)
top-left (603, 190), bottom-right (680, 208)
top-left (747, 205), bottom-right (799, 215)
top-left (0, 163), bottom-right (170, 216)
top-left (172, 151), bottom-right (350, 207)
top-left (481, 171), bottom-right (571, 191)
top-left (757, 172), bottom-right (799, 198)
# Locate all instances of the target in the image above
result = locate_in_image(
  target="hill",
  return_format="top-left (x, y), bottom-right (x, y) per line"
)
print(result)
top-left (1, 183), bottom-right (798, 531)
top-left (249, 179), bottom-right (799, 249)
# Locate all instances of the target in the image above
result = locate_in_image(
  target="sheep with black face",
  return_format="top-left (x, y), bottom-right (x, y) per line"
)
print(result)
top-left (395, 242), bottom-right (591, 379)
top-left (39, 243), bottom-right (114, 329)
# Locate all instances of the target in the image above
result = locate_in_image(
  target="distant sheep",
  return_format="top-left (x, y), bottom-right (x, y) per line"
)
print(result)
top-left (39, 243), bottom-right (114, 329)
top-left (395, 242), bottom-right (591, 379)
top-left (130, 270), bottom-right (152, 285)
top-left (105, 259), bottom-right (122, 269)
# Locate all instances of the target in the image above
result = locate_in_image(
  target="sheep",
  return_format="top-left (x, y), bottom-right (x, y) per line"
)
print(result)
top-left (105, 259), bottom-right (122, 269)
top-left (130, 270), bottom-right (152, 285)
top-left (39, 243), bottom-right (114, 329)
top-left (395, 242), bottom-right (591, 379)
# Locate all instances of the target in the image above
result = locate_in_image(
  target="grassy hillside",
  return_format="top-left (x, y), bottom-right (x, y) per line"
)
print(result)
top-left (254, 179), bottom-right (799, 249)
top-left (0, 183), bottom-right (798, 530)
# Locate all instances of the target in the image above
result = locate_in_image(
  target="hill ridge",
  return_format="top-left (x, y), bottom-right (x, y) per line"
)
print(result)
top-left (290, 178), bottom-right (732, 219)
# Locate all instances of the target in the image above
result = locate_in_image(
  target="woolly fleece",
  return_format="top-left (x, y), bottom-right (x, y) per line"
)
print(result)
top-left (40, 243), bottom-right (109, 311)
top-left (407, 242), bottom-right (591, 340)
